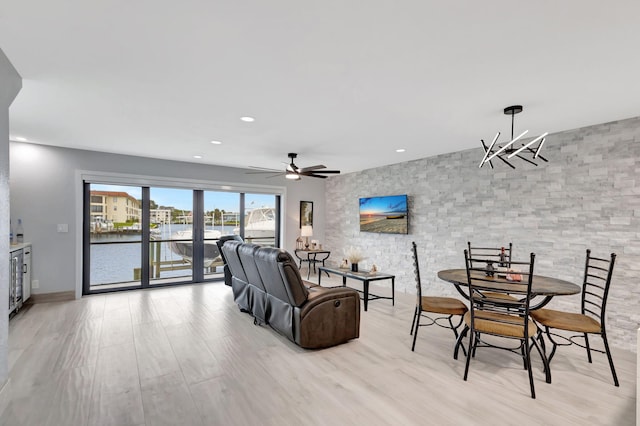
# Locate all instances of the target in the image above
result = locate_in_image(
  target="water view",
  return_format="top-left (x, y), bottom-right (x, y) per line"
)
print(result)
top-left (90, 224), bottom-right (231, 286)
top-left (87, 183), bottom-right (277, 291)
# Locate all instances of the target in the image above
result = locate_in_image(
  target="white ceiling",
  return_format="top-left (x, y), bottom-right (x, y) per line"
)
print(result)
top-left (2, 1), bottom-right (640, 174)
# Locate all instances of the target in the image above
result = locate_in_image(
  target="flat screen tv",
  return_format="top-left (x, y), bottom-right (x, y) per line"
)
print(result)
top-left (359, 194), bottom-right (408, 234)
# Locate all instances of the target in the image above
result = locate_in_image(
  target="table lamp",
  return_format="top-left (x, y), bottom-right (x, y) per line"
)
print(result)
top-left (301, 225), bottom-right (313, 249)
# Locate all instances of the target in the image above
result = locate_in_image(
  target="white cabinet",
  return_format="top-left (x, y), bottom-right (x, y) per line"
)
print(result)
top-left (9, 243), bottom-right (31, 317)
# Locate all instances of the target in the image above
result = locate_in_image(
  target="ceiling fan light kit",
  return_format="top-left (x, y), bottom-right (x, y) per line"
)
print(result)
top-left (285, 170), bottom-right (301, 180)
top-left (479, 105), bottom-right (549, 169)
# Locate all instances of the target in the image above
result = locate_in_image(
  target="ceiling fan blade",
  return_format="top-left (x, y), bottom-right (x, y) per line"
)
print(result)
top-left (298, 165), bottom-right (326, 173)
top-left (307, 169), bottom-right (340, 174)
top-left (246, 171), bottom-right (285, 178)
top-left (247, 165), bottom-right (282, 172)
top-left (305, 174), bottom-right (327, 179)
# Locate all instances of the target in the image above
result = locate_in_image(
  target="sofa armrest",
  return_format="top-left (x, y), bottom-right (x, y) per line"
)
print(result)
top-left (302, 279), bottom-right (320, 289)
top-left (296, 287), bottom-right (360, 349)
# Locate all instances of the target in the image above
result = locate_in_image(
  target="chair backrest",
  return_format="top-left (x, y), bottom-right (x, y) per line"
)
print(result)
top-left (411, 242), bottom-right (422, 303)
top-left (581, 249), bottom-right (616, 325)
top-left (254, 246), bottom-right (309, 307)
top-left (237, 243), bottom-right (266, 291)
top-left (464, 249), bottom-right (535, 330)
top-left (221, 240), bottom-right (248, 282)
top-left (467, 242), bottom-right (513, 269)
top-left (216, 235), bottom-right (243, 265)
top-left (217, 235), bottom-right (244, 286)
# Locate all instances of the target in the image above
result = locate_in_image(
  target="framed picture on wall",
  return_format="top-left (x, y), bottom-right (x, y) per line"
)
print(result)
top-left (300, 201), bottom-right (313, 227)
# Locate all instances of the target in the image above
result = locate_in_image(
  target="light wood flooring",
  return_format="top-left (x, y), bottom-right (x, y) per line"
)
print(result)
top-left (2, 271), bottom-right (636, 425)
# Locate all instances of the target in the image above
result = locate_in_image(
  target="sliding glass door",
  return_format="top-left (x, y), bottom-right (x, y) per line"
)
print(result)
top-left (83, 182), bottom-right (281, 294)
top-left (148, 187), bottom-right (194, 285)
top-left (86, 183), bottom-right (143, 291)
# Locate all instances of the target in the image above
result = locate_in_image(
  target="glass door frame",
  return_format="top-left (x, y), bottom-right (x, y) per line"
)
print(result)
top-left (82, 177), bottom-right (284, 296)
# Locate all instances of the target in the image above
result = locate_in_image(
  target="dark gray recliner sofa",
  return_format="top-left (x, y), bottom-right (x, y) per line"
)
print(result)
top-left (222, 241), bottom-right (360, 349)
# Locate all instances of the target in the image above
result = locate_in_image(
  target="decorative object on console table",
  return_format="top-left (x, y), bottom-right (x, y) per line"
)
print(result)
top-left (301, 225), bottom-right (313, 249)
top-left (344, 246), bottom-right (366, 272)
top-left (300, 200), bottom-right (313, 227)
top-left (485, 262), bottom-right (495, 277)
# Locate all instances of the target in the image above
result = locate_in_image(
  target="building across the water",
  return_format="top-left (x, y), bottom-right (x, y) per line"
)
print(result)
top-left (90, 191), bottom-right (141, 224)
top-left (150, 208), bottom-right (172, 224)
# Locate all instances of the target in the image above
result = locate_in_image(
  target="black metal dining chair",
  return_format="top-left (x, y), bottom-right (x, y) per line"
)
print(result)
top-left (466, 241), bottom-right (517, 302)
top-left (410, 242), bottom-right (468, 353)
top-left (459, 249), bottom-right (550, 399)
top-left (531, 250), bottom-right (618, 386)
top-left (467, 242), bottom-right (512, 269)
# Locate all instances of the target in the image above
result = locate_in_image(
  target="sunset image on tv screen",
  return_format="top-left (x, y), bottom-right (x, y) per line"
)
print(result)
top-left (359, 195), bottom-right (408, 234)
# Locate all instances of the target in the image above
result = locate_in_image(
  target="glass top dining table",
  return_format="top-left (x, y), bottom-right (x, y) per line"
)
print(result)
top-left (437, 268), bottom-right (581, 310)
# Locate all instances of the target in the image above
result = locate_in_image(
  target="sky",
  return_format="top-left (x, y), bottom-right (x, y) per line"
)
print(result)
top-left (92, 184), bottom-right (275, 212)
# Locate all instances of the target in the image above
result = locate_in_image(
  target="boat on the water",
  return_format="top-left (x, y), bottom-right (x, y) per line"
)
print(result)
top-left (234, 207), bottom-right (276, 240)
top-left (169, 229), bottom-right (223, 267)
top-left (386, 214), bottom-right (406, 219)
top-left (168, 207), bottom-right (275, 265)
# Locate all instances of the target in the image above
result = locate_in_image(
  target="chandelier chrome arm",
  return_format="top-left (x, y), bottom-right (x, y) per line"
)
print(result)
top-left (507, 132), bottom-right (548, 159)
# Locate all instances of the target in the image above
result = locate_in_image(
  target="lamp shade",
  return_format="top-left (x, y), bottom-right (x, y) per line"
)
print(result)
top-left (301, 225), bottom-right (313, 237)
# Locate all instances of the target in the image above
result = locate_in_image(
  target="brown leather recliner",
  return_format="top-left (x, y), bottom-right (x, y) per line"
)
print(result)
top-left (222, 241), bottom-right (360, 349)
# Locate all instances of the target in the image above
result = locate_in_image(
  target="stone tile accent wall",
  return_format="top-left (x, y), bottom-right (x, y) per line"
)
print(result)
top-left (326, 116), bottom-right (640, 352)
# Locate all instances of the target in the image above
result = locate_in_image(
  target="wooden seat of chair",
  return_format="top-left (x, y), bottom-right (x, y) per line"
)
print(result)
top-left (464, 311), bottom-right (537, 338)
top-left (421, 296), bottom-right (468, 316)
top-left (531, 309), bottom-right (601, 334)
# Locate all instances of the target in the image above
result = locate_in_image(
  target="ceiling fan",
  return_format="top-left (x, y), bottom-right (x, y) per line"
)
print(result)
top-left (248, 153), bottom-right (341, 180)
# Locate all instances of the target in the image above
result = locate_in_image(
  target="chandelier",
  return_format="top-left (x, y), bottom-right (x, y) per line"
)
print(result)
top-left (479, 105), bottom-right (548, 169)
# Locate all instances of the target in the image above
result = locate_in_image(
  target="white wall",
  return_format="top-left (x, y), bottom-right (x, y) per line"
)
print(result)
top-left (9, 143), bottom-right (326, 296)
top-left (0, 49), bottom-right (22, 392)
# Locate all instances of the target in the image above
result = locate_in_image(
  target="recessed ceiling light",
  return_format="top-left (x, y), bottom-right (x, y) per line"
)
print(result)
top-left (193, 155), bottom-right (203, 159)
top-left (14, 136), bottom-right (27, 142)
top-left (396, 148), bottom-right (406, 153)
top-left (210, 140), bottom-right (222, 145)
top-left (240, 116), bottom-right (255, 122)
